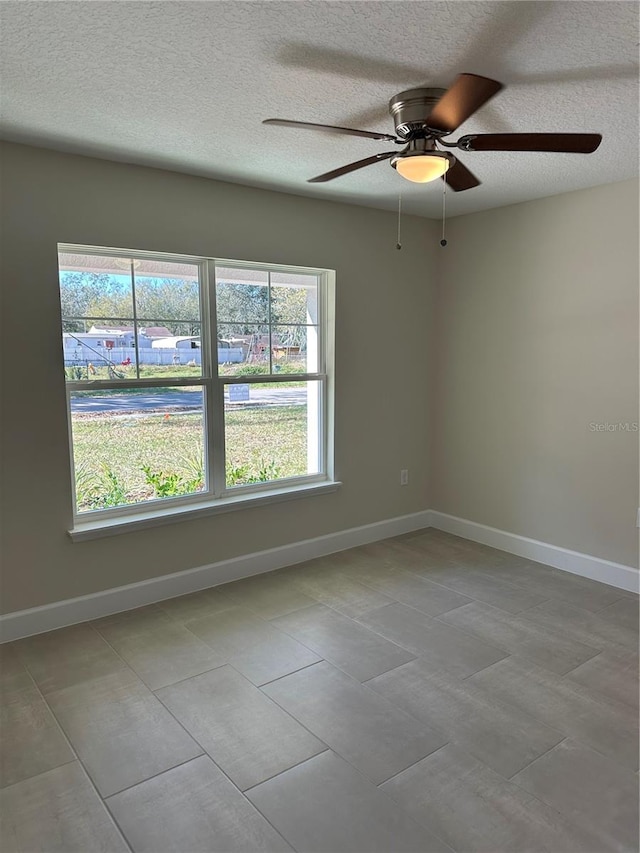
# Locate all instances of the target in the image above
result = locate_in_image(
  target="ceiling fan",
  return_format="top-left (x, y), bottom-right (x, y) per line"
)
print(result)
top-left (263, 74), bottom-right (602, 191)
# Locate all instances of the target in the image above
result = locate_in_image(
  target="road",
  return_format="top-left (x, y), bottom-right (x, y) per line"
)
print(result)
top-left (70, 387), bottom-right (307, 413)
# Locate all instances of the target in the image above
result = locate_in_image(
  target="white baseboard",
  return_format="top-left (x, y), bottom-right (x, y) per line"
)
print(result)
top-left (430, 511), bottom-right (640, 594)
top-left (3, 507), bottom-right (637, 642)
top-left (0, 510), bottom-right (432, 643)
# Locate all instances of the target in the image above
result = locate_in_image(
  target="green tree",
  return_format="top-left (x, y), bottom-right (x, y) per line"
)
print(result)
top-left (60, 272), bottom-right (201, 335)
top-left (216, 282), bottom-right (270, 335)
top-left (135, 277), bottom-right (200, 334)
top-left (271, 286), bottom-right (308, 325)
top-left (59, 272), bottom-right (119, 331)
top-left (60, 272), bottom-right (311, 343)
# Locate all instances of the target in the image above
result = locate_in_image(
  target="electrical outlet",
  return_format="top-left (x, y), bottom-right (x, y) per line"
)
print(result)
top-left (400, 469), bottom-right (409, 486)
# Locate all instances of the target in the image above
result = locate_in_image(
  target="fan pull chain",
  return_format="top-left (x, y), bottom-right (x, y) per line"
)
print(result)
top-left (440, 180), bottom-right (448, 247)
top-left (396, 193), bottom-right (402, 250)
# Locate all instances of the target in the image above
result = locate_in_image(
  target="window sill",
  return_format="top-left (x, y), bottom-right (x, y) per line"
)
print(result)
top-left (68, 480), bottom-right (342, 542)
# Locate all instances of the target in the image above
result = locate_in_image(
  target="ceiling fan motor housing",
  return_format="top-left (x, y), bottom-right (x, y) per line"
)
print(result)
top-left (389, 88), bottom-right (448, 139)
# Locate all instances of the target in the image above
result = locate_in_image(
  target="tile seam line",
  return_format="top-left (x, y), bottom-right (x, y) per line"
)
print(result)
top-left (92, 619), bottom-right (235, 691)
top-left (514, 595), bottom-right (628, 618)
top-left (561, 658), bottom-right (640, 713)
top-left (393, 552), bottom-right (560, 602)
top-left (429, 559), bottom-right (621, 609)
top-left (448, 560), bottom-right (629, 606)
top-left (263, 655), bottom-right (424, 717)
top-left (266, 557), bottom-right (493, 626)
top-left (142, 666), bottom-right (303, 851)
top-left (152, 662), bottom-right (228, 692)
top-left (260, 661), bottom-right (458, 783)
top-left (181, 601), bottom-right (334, 669)
top-left (98, 597), bottom-right (434, 781)
top-left (507, 737), bottom-right (569, 782)
top-left (563, 735), bottom-right (640, 775)
top-left (374, 751), bottom-right (459, 852)
top-left (593, 597), bottom-right (640, 615)
top-left (152, 659), bottom-right (331, 790)
top-left (265, 601), bottom-right (325, 622)
top-left (360, 653), bottom-right (454, 686)
top-left (103, 752), bottom-right (206, 801)
top-left (274, 570), bottom-right (544, 660)
top-left (348, 652), bottom-right (420, 684)
top-left (337, 560), bottom-right (481, 613)
top-left (87, 620), bottom-right (206, 697)
top-left (279, 581), bottom-right (399, 623)
top-left (221, 577), bottom-right (319, 610)
top-left (354, 605), bottom-right (512, 663)
top-left (503, 734), bottom-right (640, 840)
top-left (364, 656), bottom-right (571, 747)
top-left (432, 607), bottom-right (602, 669)
top-left (0, 757), bottom-right (79, 793)
top-left (458, 652), bottom-right (523, 683)
top-left (86, 623), bottom-right (214, 786)
top-left (102, 746), bottom-right (295, 853)
top-left (266, 604), bottom-right (420, 678)
top-left (244, 746), bottom-right (453, 853)
top-left (159, 599), bottom-right (239, 624)
top-left (514, 607), bottom-right (639, 655)
top-left (558, 651), bottom-right (612, 681)
top-left (252, 659), bottom-right (326, 688)
top-left (264, 622), bottom-right (420, 683)
top-left (13, 633), bottom-right (137, 699)
top-left (361, 570), bottom-right (555, 618)
top-left (335, 575), bottom-right (480, 622)
top-left (241, 748), bottom-right (332, 793)
top-left (375, 740), bottom-right (452, 787)
top-left (16, 647), bottom-right (134, 853)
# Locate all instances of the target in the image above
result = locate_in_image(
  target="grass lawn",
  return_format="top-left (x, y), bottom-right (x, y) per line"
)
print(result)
top-left (67, 360), bottom-right (308, 385)
top-left (73, 405), bottom-right (307, 511)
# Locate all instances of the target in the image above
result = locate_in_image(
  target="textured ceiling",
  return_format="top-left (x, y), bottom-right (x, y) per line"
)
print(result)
top-left (1, 1), bottom-right (638, 218)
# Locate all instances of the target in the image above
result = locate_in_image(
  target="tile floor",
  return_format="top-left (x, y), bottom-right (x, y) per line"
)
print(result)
top-left (1, 529), bottom-right (638, 853)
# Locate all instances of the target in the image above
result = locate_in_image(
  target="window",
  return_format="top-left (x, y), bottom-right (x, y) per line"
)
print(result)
top-left (58, 246), bottom-right (335, 530)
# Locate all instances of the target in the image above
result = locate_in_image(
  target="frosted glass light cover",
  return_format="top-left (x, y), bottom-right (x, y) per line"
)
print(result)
top-left (395, 155), bottom-right (450, 183)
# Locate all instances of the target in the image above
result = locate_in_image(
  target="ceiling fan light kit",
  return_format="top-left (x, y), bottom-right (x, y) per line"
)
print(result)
top-left (390, 144), bottom-right (453, 184)
top-left (392, 152), bottom-right (451, 183)
top-left (264, 72), bottom-right (602, 191)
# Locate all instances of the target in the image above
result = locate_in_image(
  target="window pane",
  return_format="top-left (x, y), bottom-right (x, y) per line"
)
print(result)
top-left (62, 319), bottom-right (139, 381)
top-left (59, 253), bottom-right (136, 380)
top-left (272, 325), bottom-right (318, 374)
top-left (59, 253), bottom-right (203, 382)
top-left (224, 380), bottom-right (321, 486)
top-left (134, 259), bottom-right (202, 379)
top-left (70, 387), bottom-right (206, 512)
top-left (134, 258), bottom-right (200, 323)
top-left (137, 322), bottom-right (202, 379)
top-left (218, 323), bottom-right (269, 376)
top-left (270, 271), bottom-right (319, 326)
top-left (216, 267), bottom-right (269, 325)
top-left (59, 253), bottom-right (134, 328)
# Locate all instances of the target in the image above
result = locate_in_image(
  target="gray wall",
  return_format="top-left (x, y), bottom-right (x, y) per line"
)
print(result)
top-left (0, 142), bottom-right (437, 613)
top-left (1, 143), bottom-right (637, 617)
top-left (432, 179), bottom-right (639, 568)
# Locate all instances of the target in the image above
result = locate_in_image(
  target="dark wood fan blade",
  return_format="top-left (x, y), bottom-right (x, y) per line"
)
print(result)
top-left (443, 158), bottom-right (481, 192)
top-left (427, 74), bottom-right (503, 134)
top-left (457, 133), bottom-right (603, 153)
top-left (308, 151), bottom-right (397, 183)
top-left (263, 118), bottom-right (398, 142)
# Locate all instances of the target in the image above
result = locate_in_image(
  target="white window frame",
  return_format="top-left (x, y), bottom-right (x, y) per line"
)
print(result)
top-left (59, 244), bottom-right (337, 540)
